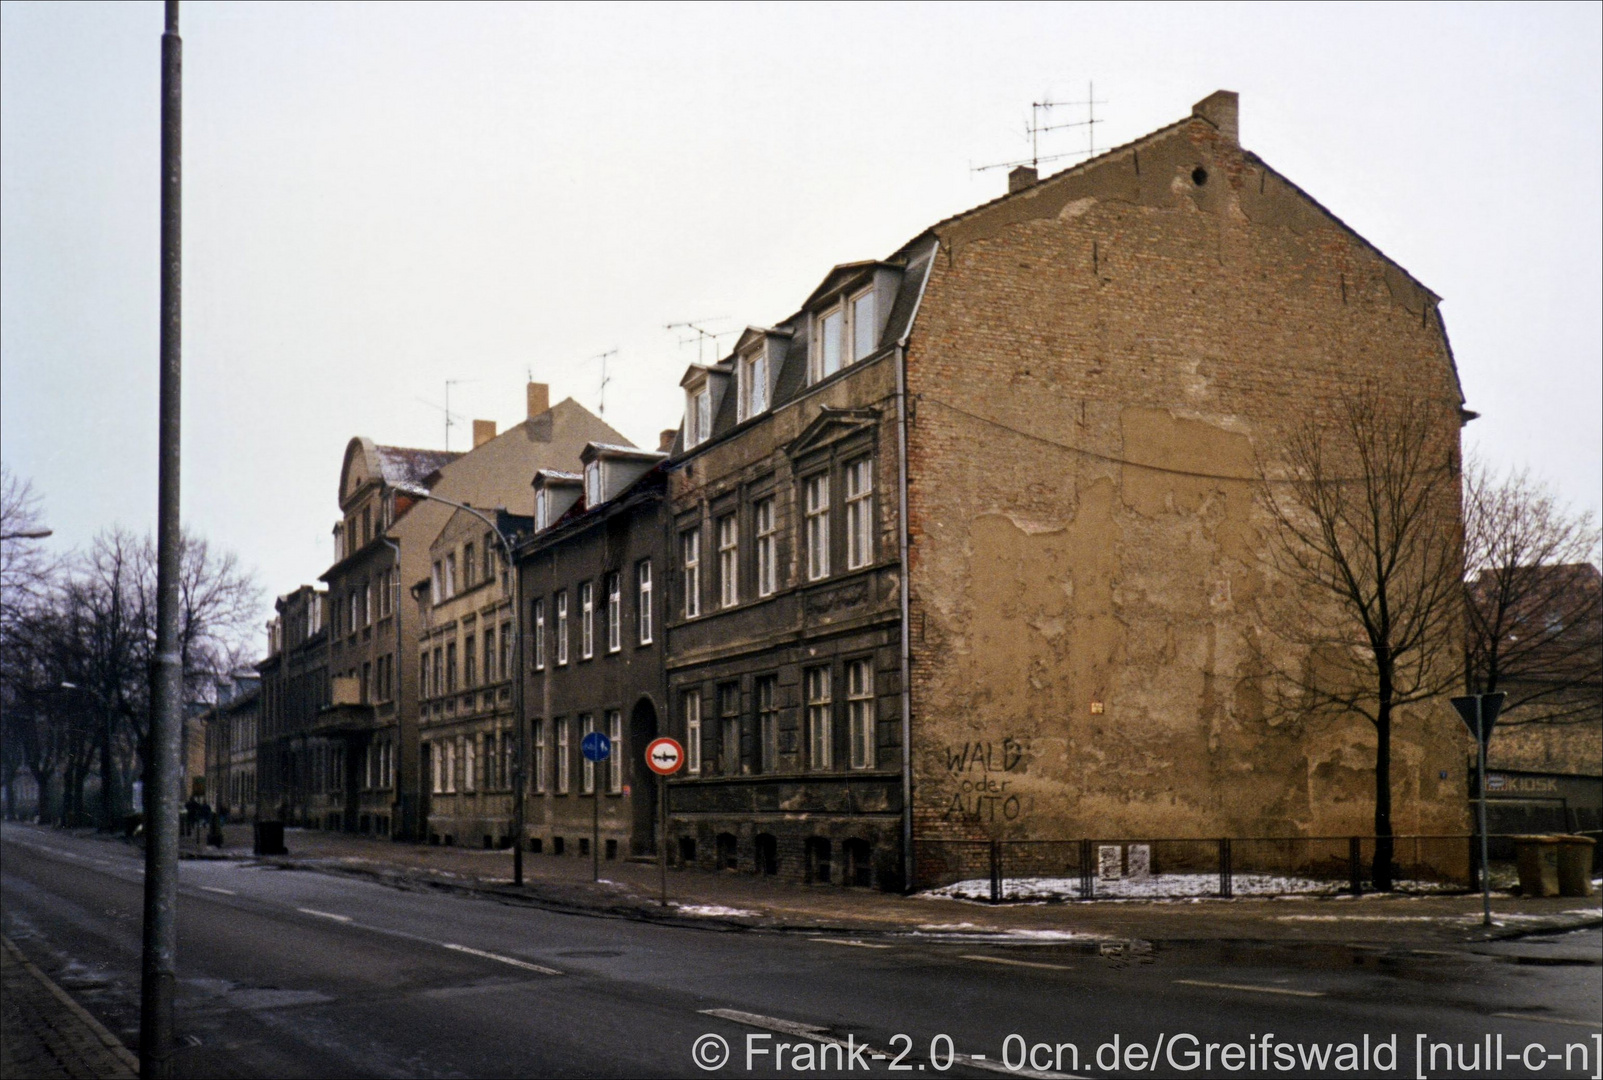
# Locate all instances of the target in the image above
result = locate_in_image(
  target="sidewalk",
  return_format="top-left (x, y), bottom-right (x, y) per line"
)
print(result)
top-left (1, 936), bottom-right (138, 1080)
top-left (185, 823), bottom-right (1603, 948)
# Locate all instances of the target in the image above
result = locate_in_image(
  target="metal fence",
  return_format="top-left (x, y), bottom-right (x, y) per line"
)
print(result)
top-left (915, 835), bottom-right (1508, 902)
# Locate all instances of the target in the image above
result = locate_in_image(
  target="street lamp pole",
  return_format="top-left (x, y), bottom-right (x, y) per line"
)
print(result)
top-left (397, 486), bottom-right (526, 886)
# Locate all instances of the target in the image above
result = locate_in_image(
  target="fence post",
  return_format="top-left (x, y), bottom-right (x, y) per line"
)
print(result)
top-left (1349, 836), bottom-right (1363, 896)
top-left (1079, 839), bottom-right (1093, 900)
top-left (989, 840), bottom-right (1002, 904)
top-left (1218, 838), bottom-right (1233, 898)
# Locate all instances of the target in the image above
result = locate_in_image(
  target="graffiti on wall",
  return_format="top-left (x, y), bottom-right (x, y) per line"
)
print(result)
top-left (940, 738), bottom-right (1029, 823)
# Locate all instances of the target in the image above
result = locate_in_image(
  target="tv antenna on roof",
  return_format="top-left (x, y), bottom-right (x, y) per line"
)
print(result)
top-left (586, 348), bottom-right (619, 416)
top-left (416, 379), bottom-right (475, 451)
top-left (974, 81), bottom-right (1108, 174)
top-left (666, 320), bottom-right (735, 366)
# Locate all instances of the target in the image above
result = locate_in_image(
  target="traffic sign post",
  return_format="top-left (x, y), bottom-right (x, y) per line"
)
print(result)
top-left (1451, 692), bottom-right (1506, 927)
top-left (582, 732), bottom-right (613, 882)
top-left (645, 738), bottom-right (685, 906)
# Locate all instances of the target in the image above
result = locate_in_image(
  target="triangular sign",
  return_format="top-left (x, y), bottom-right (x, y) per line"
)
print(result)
top-left (1450, 693), bottom-right (1506, 746)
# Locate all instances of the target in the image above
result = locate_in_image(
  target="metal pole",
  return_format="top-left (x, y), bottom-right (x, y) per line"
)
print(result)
top-left (659, 776), bottom-right (667, 906)
top-left (1478, 698), bottom-right (1491, 927)
top-left (508, 533), bottom-right (524, 887)
top-left (142, 3), bottom-right (182, 1075)
top-left (592, 764), bottom-right (600, 882)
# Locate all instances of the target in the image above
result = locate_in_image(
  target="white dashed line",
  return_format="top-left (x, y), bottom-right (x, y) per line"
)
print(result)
top-left (1174, 978), bottom-right (1324, 998)
top-left (810, 938), bottom-right (893, 949)
top-left (296, 908), bottom-right (351, 922)
top-left (440, 943), bottom-right (562, 975)
top-left (199, 886), bottom-right (236, 896)
top-left (958, 954), bottom-right (1072, 971)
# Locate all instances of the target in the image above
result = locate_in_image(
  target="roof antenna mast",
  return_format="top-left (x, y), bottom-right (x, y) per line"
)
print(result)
top-left (665, 320), bottom-right (735, 366)
top-left (588, 348), bottom-right (618, 416)
top-left (975, 81), bottom-right (1108, 175)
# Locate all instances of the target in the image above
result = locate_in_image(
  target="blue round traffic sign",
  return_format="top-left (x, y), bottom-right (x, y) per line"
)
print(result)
top-left (581, 730), bottom-right (612, 763)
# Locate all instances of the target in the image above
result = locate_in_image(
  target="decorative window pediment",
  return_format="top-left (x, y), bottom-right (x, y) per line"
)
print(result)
top-left (785, 406), bottom-right (880, 460)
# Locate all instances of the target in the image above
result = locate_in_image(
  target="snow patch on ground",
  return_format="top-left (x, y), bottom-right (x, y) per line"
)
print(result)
top-left (922, 874), bottom-right (1465, 902)
top-left (672, 903), bottom-right (760, 918)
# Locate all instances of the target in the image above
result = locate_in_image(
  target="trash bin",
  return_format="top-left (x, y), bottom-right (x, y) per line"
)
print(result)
top-left (254, 820), bottom-right (286, 856)
top-left (1555, 835), bottom-right (1596, 898)
top-left (1513, 835), bottom-right (1563, 897)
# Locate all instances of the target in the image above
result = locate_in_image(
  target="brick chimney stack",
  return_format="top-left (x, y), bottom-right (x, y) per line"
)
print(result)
top-left (1008, 165), bottom-right (1038, 193)
top-left (658, 429), bottom-right (677, 453)
top-left (1192, 90), bottom-right (1239, 146)
top-left (472, 420), bottom-right (497, 448)
top-left (526, 381), bottom-right (550, 419)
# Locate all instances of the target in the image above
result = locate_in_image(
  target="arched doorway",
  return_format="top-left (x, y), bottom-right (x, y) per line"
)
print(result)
top-left (629, 697), bottom-right (659, 857)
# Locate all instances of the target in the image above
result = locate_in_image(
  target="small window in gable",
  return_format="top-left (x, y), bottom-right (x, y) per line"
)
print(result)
top-left (585, 461), bottom-right (602, 507)
top-left (739, 349), bottom-right (768, 421)
top-left (686, 385), bottom-right (711, 447)
top-left (852, 289), bottom-right (876, 361)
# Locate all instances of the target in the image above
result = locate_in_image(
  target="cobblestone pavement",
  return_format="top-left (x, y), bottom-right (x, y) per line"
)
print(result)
top-left (1, 936), bottom-right (138, 1079)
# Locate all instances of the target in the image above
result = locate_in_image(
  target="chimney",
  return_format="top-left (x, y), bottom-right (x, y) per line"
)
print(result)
top-left (472, 419), bottom-right (497, 448)
top-left (1008, 165), bottom-right (1038, 193)
top-left (1192, 90), bottom-right (1239, 146)
top-left (526, 381), bottom-right (550, 419)
top-left (658, 428), bottom-right (677, 453)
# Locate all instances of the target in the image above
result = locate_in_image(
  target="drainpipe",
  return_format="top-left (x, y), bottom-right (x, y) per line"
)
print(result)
top-left (894, 244), bottom-right (934, 893)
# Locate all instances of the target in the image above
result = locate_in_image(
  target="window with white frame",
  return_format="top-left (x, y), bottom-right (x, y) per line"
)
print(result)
top-left (804, 474), bottom-right (830, 580)
top-left (637, 560), bottom-right (653, 644)
top-left (533, 598), bottom-right (546, 670)
top-left (717, 515), bottom-right (738, 608)
top-left (533, 718), bottom-right (547, 793)
top-left (463, 735), bottom-right (476, 792)
top-left (535, 488), bottom-right (549, 530)
top-left (845, 457), bottom-right (873, 569)
top-left (847, 658), bottom-right (874, 769)
top-left (432, 647), bottom-right (443, 696)
top-left (500, 621), bottom-right (510, 680)
top-left (607, 710), bottom-right (623, 793)
top-left (464, 633), bottom-right (476, 687)
top-left (420, 651), bottom-right (431, 699)
top-left (556, 718), bottom-right (571, 794)
top-left (444, 553), bottom-right (456, 598)
top-left (379, 569), bottom-right (392, 617)
top-left (430, 742), bottom-right (441, 794)
top-left (580, 581), bottom-right (594, 659)
top-left (684, 690), bottom-right (702, 775)
top-left (483, 627), bottom-right (495, 683)
top-left (687, 386), bottom-right (711, 447)
top-left (738, 349), bottom-right (768, 420)
top-left (463, 542), bottom-right (477, 588)
top-left (606, 572), bottom-right (621, 652)
top-left (755, 497), bottom-right (777, 596)
top-left (851, 288), bottom-right (877, 361)
top-left (682, 528), bottom-right (701, 618)
top-left (581, 715), bottom-right (596, 794)
top-left (585, 461), bottom-right (602, 506)
top-left (555, 591), bottom-right (569, 665)
top-left (444, 739), bottom-right (457, 793)
top-left (718, 682), bottom-right (741, 776)
top-left (816, 306), bottom-right (844, 381)
top-left (805, 667), bottom-right (832, 770)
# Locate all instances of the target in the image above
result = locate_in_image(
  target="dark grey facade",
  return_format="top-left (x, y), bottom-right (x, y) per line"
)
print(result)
top-left (256, 585), bottom-right (333, 828)
top-left (662, 254), bottom-right (930, 890)
top-left (517, 450), bottom-right (670, 861)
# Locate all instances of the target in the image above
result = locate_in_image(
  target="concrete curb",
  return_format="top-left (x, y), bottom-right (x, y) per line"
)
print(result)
top-left (2, 935), bottom-right (140, 1077)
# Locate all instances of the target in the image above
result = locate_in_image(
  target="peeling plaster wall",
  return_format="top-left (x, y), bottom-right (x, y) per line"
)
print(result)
top-left (905, 111), bottom-right (1470, 849)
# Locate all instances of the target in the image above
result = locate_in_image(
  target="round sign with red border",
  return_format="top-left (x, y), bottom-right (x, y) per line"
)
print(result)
top-left (644, 737), bottom-right (685, 776)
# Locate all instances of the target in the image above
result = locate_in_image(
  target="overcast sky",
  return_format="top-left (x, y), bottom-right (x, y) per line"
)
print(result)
top-left (3, 1), bottom-right (1599, 636)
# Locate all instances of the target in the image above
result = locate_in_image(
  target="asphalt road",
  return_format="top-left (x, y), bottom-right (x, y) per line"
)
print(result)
top-left (3, 824), bottom-right (1599, 1079)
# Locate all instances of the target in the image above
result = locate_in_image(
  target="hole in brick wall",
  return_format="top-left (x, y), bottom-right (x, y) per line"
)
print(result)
top-left (1191, 167), bottom-right (1209, 186)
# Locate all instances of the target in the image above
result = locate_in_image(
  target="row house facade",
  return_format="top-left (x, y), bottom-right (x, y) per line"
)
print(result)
top-left (415, 506), bottom-right (526, 847)
top-left (256, 585), bottom-right (335, 828)
top-left (655, 90), bottom-right (1472, 889)
top-left (203, 673), bottom-right (261, 820)
top-left (514, 445), bottom-right (670, 861)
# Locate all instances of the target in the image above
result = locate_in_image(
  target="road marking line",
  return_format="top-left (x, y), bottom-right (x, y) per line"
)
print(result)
top-left (1174, 979), bottom-right (1324, 998)
top-left (810, 937), bottom-right (893, 949)
top-left (699, 1010), bottom-right (1082, 1079)
top-left (1491, 1013), bottom-right (1603, 1029)
top-left (199, 886), bottom-right (236, 896)
top-left (441, 943), bottom-right (562, 975)
top-left (296, 908), bottom-right (351, 922)
top-left (958, 954), bottom-right (1072, 971)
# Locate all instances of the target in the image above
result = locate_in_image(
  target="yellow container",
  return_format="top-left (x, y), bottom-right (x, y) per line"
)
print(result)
top-left (1513, 835), bottom-right (1562, 897)
top-left (1556, 835), bottom-right (1596, 898)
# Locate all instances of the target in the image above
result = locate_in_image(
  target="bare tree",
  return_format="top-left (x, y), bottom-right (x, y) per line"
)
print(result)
top-left (1463, 459), bottom-right (1602, 725)
top-left (1263, 388), bottom-right (1465, 890)
top-left (0, 467), bottom-right (56, 819)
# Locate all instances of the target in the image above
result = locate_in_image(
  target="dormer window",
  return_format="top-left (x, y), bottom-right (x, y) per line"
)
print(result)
top-left (737, 348), bottom-right (768, 422)
top-left (686, 385), bottom-right (711, 447)
top-left (535, 488), bottom-right (548, 530)
top-left (810, 286), bottom-right (878, 384)
top-left (584, 461), bottom-right (603, 507)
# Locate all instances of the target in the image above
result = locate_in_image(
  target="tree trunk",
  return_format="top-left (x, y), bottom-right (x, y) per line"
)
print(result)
top-left (29, 765), bottom-right (54, 825)
top-left (98, 710), bottom-right (119, 831)
top-left (1372, 706), bottom-right (1395, 891)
